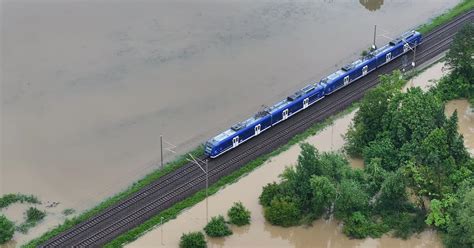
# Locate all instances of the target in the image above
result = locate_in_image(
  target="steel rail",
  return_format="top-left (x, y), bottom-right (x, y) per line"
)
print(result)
top-left (41, 10), bottom-right (473, 247)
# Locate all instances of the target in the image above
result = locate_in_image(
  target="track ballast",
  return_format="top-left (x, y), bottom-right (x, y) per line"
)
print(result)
top-left (41, 10), bottom-right (474, 247)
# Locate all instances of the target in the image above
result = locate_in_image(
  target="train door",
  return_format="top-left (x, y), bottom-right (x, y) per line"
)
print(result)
top-left (386, 52), bottom-right (392, 62)
top-left (232, 136), bottom-right (239, 148)
top-left (403, 43), bottom-right (410, 53)
top-left (254, 124), bottom-right (261, 136)
top-left (362, 65), bottom-right (368, 76)
top-left (303, 98), bottom-right (309, 109)
top-left (344, 76), bottom-right (350, 86)
top-left (282, 109), bottom-right (289, 120)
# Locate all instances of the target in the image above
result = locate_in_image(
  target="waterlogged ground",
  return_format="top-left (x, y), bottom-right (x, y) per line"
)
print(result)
top-left (1, 0), bottom-right (461, 245)
top-left (127, 61), bottom-right (473, 247)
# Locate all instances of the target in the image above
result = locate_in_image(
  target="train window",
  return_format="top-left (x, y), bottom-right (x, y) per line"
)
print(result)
top-left (344, 76), bottom-right (349, 86)
top-left (386, 53), bottom-right (392, 62)
top-left (362, 65), bottom-right (368, 76)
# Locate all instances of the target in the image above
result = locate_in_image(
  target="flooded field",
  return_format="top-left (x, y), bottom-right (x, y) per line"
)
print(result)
top-left (1, 0), bottom-right (460, 244)
top-left (128, 60), bottom-right (472, 248)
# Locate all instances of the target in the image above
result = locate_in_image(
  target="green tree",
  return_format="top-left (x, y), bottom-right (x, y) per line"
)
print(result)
top-left (342, 211), bottom-right (381, 239)
top-left (281, 143), bottom-right (322, 212)
top-left (203, 215), bottom-right (232, 237)
top-left (377, 171), bottom-right (407, 210)
top-left (259, 182), bottom-right (283, 207)
top-left (0, 215), bottom-right (14, 244)
top-left (309, 176), bottom-right (336, 216)
top-left (364, 158), bottom-right (387, 195)
top-left (426, 194), bottom-right (456, 230)
top-left (179, 232), bottom-right (207, 248)
top-left (445, 23), bottom-right (474, 87)
top-left (444, 189), bottom-right (474, 248)
top-left (335, 179), bottom-right (369, 219)
top-left (264, 197), bottom-right (301, 227)
top-left (345, 73), bottom-right (402, 155)
top-left (363, 136), bottom-right (399, 171)
top-left (227, 202), bottom-right (251, 226)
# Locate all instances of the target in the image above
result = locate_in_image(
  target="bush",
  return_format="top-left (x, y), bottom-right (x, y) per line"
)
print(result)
top-left (0, 193), bottom-right (40, 209)
top-left (227, 202), bottom-right (251, 226)
top-left (62, 208), bottom-right (75, 216)
top-left (26, 207), bottom-right (46, 222)
top-left (203, 215), bottom-right (232, 237)
top-left (0, 215), bottom-right (15, 244)
top-left (179, 232), bottom-right (207, 248)
top-left (259, 182), bottom-right (282, 207)
top-left (264, 197), bottom-right (301, 227)
top-left (343, 212), bottom-right (386, 239)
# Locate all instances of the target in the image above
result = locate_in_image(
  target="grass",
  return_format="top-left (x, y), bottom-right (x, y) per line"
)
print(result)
top-left (0, 194), bottom-right (40, 210)
top-left (22, 146), bottom-right (204, 248)
top-left (417, 0), bottom-right (474, 35)
top-left (24, 1), bottom-right (474, 246)
top-left (16, 208), bottom-right (46, 234)
top-left (104, 102), bottom-right (360, 247)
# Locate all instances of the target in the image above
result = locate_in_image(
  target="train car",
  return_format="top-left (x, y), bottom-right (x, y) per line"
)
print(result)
top-left (374, 30), bottom-right (422, 67)
top-left (205, 30), bottom-right (422, 158)
top-left (270, 83), bottom-right (326, 126)
top-left (205, 109), bottom-right (272, 158)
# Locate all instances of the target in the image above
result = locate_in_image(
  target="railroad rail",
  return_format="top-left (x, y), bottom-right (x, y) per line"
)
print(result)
top-left (41, 9), bottom-right (473, 247)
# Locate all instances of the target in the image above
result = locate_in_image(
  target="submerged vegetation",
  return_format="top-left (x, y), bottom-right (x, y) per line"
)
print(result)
top-left (0, 215), bottom-right (15, 244)
top-left (25, 3), bottom-right (473, 248)
top-left (17, 207), bottom-right (47, 234)
top-left (260, 23), bottom-right (474, 247)
top-left (227, 202), bottom-right (251, 226)
top-left (179, 232), bottom-right (207, 248)
top-left (203, 215), bottom-right (232, 237)
top-left (0, 194), bottom-right (40, 210)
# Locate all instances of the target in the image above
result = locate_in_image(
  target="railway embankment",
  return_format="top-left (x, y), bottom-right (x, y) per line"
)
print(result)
top-left (23, 1), bottom-right (473, 247)
top-left (126, 58), bottom-right (473, 247)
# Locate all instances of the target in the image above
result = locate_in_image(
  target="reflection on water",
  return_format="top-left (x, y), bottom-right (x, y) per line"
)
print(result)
top-left (359, 0), bottom-right (384, 11)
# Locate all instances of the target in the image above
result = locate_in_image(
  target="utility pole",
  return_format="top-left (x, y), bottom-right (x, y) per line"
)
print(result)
top-left (372, 25), bottom-right (377, 50)
top-left (160, 217), bottom-right (164, 245)
top-left (160, 135), bottom-right (176, 169)
top-left (187, 154), bottom-right (209, 223)
top-left (160, 135), bottom-right (163, 169)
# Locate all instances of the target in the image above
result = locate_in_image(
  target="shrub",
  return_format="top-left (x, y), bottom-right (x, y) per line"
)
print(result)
top-left (227, 202), bottom-right (251, 226)
top-left (179, 232), bottom-right (207, 248)
top-left (203, 215), bottom-right (232, 237)
top-left (343, 212), bottom-right (386, 239)
top-left (264, 197), bottom-right (301, 227)
top-left (62, 208), bottom-right (75, 216)
top-left (0, 215), bottom-right (14, 244)
top-left (26, 207), bottom-right (46, 222)
top-left (0, 193), bottom-right (40, 209)
top-left (259, 182), bottom-right (282, 207)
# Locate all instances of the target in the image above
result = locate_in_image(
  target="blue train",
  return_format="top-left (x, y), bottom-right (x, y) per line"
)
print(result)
top-left (205, 30), bottom-right (422, 158)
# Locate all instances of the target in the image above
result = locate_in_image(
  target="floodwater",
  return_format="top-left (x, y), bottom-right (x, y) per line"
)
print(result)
top-left (1, 0), bottom-right (460, 245)
top-left (127, 103), bottom-right (438, 248)
top-left (445, 99), bottom-right (474, 155)
top-left (128, 60), bottom-right (468, 248)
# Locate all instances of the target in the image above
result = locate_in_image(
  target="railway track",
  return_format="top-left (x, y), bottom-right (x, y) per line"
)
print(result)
top-left (42, 9), bottom-right (473, 247)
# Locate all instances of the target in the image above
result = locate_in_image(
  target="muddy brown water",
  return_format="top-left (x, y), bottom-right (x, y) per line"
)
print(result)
top-left (1, 0), bottom-right (460, 245)
top-left (128, 61), bottom-right (473, 248)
